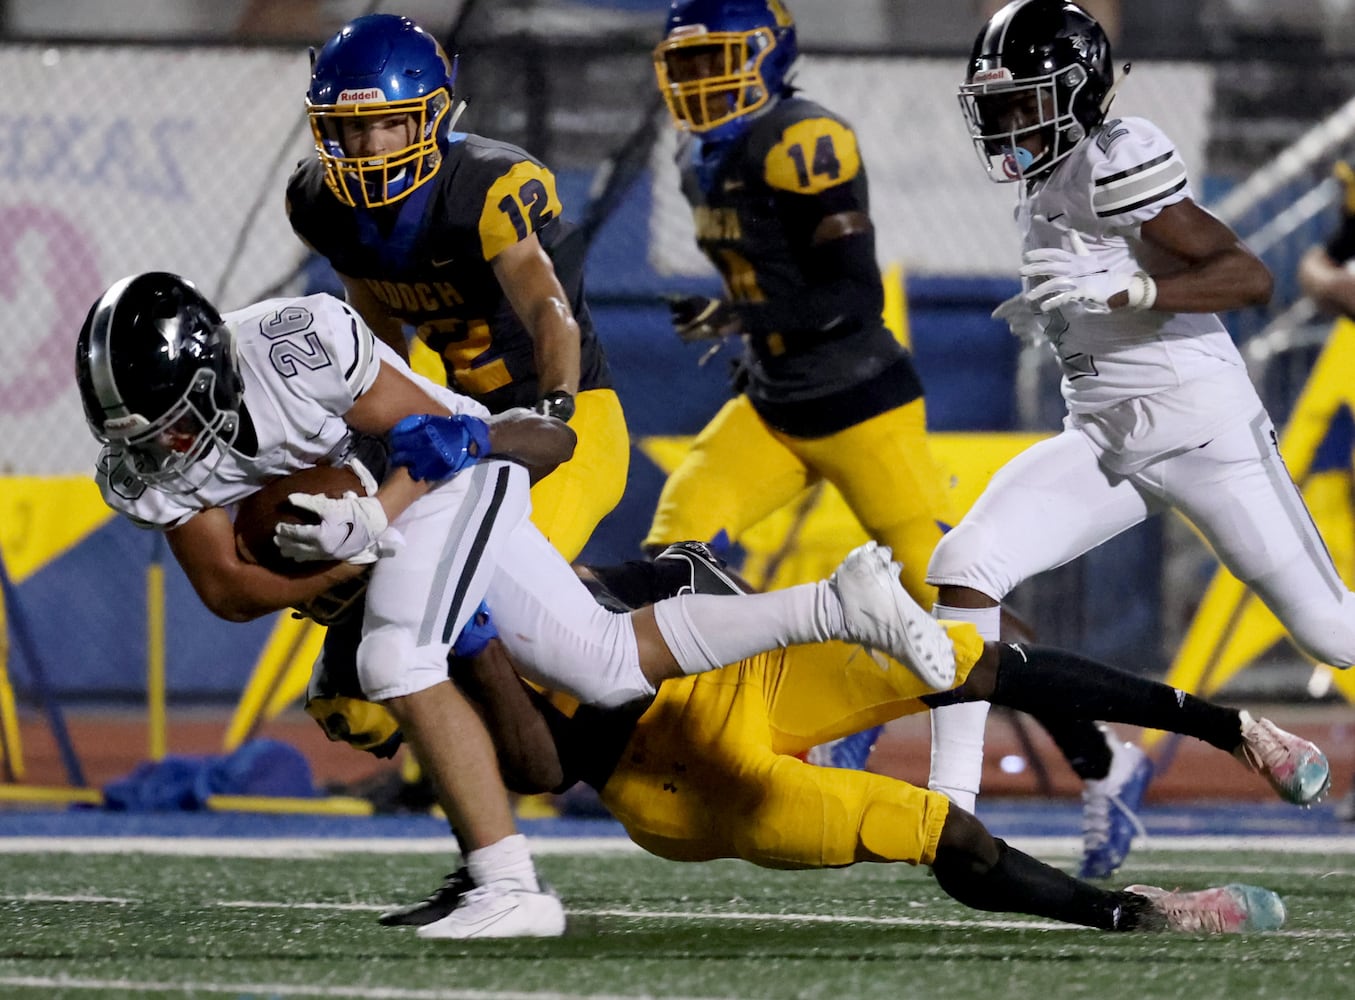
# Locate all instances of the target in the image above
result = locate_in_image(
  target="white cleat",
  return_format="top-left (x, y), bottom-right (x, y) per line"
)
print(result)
top-left (830, 541), bottom-right (956, 690)
top-left (416, 882), bottom-right (567, 940)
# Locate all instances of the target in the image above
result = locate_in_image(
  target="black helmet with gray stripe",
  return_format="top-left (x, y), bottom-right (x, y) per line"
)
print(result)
top-left (75, 272), bottom-right (242, 489)
top-left (958, 0), bottom-right (1116, 181)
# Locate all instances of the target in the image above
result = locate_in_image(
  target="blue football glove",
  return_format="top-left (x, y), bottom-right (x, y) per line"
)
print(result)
top-left (451, 601), bottom-right (498, 659)
top-left (389, 413), bottom-right (491, 482)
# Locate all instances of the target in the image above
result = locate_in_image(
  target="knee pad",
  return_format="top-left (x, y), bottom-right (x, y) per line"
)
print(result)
top-left (925, 517), bottom-right (1008, 599)
top-left (356, 625), bottom-right (447, 701)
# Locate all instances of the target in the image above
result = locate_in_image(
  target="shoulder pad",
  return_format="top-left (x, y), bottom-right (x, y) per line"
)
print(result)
top-left (1090, 116), bottom-right (1189, 220)
top-left (476, 158), bottom-right (563, 260)
top-left (762, 114), bottom-right (861, 195)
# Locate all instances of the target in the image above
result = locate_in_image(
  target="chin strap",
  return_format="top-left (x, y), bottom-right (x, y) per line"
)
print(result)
top-left (1099, 62), bottom-right (1132, 115)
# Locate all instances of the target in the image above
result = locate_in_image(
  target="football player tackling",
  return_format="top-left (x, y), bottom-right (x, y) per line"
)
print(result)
top-left (345, 543), bottom-right (1312, 936)
top-left (74, 273), bottom-right (962, 939)
top-left (927, 0), bottom-right (1344, 876)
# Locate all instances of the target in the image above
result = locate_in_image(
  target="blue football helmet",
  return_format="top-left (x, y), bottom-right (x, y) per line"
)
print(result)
top-left (306, 13), bottom-right (459, 208)
top-left (653, 0), bottom-right (799, 141)
top-left (958, 0), bottom-right (1115, 182)
top-left (75, 272), bottom-right (242, 492)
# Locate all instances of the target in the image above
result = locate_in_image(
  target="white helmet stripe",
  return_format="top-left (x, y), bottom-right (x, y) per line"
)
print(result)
top-left (85, 274), bottom-right (140, 421)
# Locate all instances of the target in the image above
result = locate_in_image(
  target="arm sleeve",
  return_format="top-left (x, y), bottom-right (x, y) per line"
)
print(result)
top-left (731, 224), bottom-right (884, 338)
top-left (1089, 117), bottom-right (1191, 230)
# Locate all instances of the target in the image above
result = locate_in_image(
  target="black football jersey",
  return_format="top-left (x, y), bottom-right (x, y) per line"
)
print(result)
top-left (287, 132), bottom-right (612, 413)
top-left (677, 97), bottom-right (922, 437)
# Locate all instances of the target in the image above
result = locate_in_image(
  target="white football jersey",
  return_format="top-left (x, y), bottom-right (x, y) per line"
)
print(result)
top-left (95, 293), bottom-right (488, 530)
top-left (1018, 116), bottom-right (1246, 414)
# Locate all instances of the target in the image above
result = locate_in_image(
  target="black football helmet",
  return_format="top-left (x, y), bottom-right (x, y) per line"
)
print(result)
top-left (75, 272), bottom-right (243, 491)
top-left (958, 0), bottom-right (1115, 182)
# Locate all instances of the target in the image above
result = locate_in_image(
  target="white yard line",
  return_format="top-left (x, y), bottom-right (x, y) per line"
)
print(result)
top-left (0, 834), bottom-right (1353, 857)
top-left (0, 978), bottom-right (727, 1000)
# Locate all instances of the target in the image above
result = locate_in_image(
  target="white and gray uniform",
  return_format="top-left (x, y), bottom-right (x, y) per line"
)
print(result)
top-left (97, 293), bottom-right (657, 708)
top-left (927, 116), bottom-right (1355, 668)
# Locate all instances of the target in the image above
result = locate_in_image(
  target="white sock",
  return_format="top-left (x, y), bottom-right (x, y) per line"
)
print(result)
top-left (465, 833), bottom-right (540, 893)
top-left (927, 603), bottom-right (1001, 813)
top-left (653, 582), bottom-right (843, 675)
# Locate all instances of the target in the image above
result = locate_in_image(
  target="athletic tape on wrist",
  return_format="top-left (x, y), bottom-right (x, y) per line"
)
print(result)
top-left (1126, 271), bottom-right (1157, 311)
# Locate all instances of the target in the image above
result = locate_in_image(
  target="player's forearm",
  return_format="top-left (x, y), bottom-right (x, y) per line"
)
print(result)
top-left (525, 296), bottom-right (581, 395)
top-left (455, 642), bottom-right (567, 793)
top-left (486, 408), bottom-right (577, 472)
top-left (1139, 246), bottom-right (1272, 314)
top-left (1298, 247), bottom-right (1355, 317)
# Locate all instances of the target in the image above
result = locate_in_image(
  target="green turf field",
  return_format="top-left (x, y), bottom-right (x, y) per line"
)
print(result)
top-left (0, 838), bottom-right (1351, 999)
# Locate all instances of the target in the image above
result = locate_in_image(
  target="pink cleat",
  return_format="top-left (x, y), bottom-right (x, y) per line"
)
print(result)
top-left (1125, 883), bottom-right (1286, 933)
top-left (1233, 711), bottom-right (1331, 805)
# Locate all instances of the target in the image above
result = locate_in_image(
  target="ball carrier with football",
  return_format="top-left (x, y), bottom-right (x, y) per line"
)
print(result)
top-left (75, 271), bottom-right (961, 939)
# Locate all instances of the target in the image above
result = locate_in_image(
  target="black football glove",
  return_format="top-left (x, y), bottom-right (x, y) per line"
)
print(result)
top-left (665, 294), bottom-right (741, 343)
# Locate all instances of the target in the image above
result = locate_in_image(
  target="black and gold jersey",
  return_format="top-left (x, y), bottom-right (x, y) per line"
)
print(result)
top-left (677, 96), bottom-right (923, 438)
top-left (287, 132), bottom-right (612, 413)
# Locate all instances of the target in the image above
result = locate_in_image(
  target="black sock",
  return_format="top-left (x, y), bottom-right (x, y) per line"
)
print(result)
top-left (992, 644), bottom-right (1243, 753)
top-left (1033, 716), bottom-right (1112, 780)
top-left (932, 838), bottom-right (1156, 931)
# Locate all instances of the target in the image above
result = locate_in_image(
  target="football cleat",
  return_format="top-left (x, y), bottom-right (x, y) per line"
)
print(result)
top-left (654, 541), bottom-right (750, 596)
top-left (379, 867), bottom-right (473, 927)
top-left (830, 542), bottom-right (956, 690)
top-left (1233, 711), bottom-right (1331, 805)
top-left (1125, 883), bottom-right (1286, 934)
top-left (1079, 737), bottom-right (1153, 879)
top-left (416, 882), bottom-right (567, 940)
top-left (806, 725), bottom-right (884, 770)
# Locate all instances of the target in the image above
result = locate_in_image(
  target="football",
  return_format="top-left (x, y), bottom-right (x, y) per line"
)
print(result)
top-left (234, 464), bottom-right (363, 575)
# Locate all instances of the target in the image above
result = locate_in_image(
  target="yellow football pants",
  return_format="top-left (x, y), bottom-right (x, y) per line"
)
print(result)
top-left (528, 387), bottom-right (630, 562)
top-left (599, 622), bottom-right (985, 869)
top-left (644, 395), bottom-right (952, 607)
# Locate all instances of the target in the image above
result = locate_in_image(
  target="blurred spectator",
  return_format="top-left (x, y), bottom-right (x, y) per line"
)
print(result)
top-left (1297, 162), bottom-right (1355, 319)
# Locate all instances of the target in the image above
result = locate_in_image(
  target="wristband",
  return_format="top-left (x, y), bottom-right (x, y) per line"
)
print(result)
top-left (1126, 271), bottom-right (1158, 311)
top-left (536, 390), bottom-right (576, 423)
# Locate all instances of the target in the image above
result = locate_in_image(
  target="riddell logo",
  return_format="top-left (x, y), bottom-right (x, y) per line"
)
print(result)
top-left (337, 88), bottom-right (386, 103)
top-left (972, 68), bottom-right (1013, 84)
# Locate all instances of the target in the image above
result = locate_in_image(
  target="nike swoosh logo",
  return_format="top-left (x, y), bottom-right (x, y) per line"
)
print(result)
top-left (340, 522), bottom-right (355, 547)
top-left (1046, 213), bottom-right (1066, 222)
top-left (431, 256), bottom-right (456, 267)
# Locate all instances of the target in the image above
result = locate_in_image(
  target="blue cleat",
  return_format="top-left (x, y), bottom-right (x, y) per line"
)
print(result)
top-left (1079, 738), bottom-right (1153, 879)
top-left (806, 725), bottom-right (884, 770)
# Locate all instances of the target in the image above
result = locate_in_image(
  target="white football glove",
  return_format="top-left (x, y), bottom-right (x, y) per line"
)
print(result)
top-left (275, 461), bottom-right (401, 567)
top-left (992, 292), bottom-right (1050, 345)
top-left (1020, 231), bottom-right (1134, 315)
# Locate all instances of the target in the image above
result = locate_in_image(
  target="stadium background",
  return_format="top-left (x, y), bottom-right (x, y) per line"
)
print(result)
top-left (2, 0), bottom-right (1354, 795)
